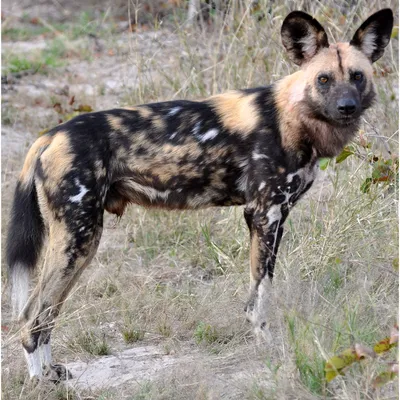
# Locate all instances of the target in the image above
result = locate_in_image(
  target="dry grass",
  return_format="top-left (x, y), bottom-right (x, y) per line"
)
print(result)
top-left (1, 1), bottom-right (398, 399)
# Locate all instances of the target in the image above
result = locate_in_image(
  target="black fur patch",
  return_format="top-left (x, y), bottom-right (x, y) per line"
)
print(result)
top-left (350, 9), bottom-right (394, 62)
top-left (281, 11), bottom-right (329, 65)
top-left (7, 182), bottom-right (45, 272)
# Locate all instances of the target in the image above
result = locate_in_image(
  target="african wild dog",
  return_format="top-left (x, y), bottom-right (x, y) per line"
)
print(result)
top-left (7, 9), bottom-right (393, 380)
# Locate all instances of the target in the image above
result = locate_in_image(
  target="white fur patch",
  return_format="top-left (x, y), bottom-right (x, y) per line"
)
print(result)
top-left (266, 204), bottom-right (282, 227)
top-left (237, 172), bottom-right (248, 193)
top-left (199, 128), bottom-right (219, 142)
top-left (286, 172), bottom-right (296, 183)
top-left (255, 281), bottom-right (274, 342)
top-left (286, 162), bottom-right (318, 187)
top-left (168, 107), bottom-right (182, 116)
top-left (247, 279), bottom-right (273, 343)
top-left (252, 152), bottom-right (269, 161)
top-left (361, 30), bottom-right (378, 58)
top-left (299, 31), bottom-right (317, 59)
top-left (258, 181), bottom-right (266, 191)
top-left (125, 180), bottom-right (171, 202)
top-left (69, 179), bottom-right (89, 203)
top-left (289, 80), bottom-right (306, 104)
top-left (11, 263), bottom-right (30, 317)
top-left (236, 158), bottom-right (249, 192)
top-left (24, 348), bottom-right (42, 378)
top-left (169, 132), bottom-right (177, 139)
top-left (192, 121), bottom-right (201, 136)
top-left (41, 343), bottom-right (52, 367)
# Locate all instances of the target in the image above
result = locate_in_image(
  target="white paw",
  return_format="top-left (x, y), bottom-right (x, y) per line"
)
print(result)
top-left (254, 322), bottom-right (273, 344)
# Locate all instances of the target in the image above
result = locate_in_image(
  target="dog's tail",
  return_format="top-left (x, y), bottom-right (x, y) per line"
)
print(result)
top-left (7, 137), bottom-right (49, 319)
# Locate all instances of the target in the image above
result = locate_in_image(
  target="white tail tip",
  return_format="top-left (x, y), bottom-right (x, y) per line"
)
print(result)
top-left (10, 263), bottom-right (31, 319)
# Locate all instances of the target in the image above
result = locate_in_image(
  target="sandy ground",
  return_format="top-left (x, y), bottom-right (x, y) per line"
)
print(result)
top-left (66, 343), bottom-right (268, 397)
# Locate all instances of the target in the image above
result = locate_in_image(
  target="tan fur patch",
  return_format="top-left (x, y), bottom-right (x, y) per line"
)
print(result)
top-left (275, 71), bottom-right (305, 151)
top-left (19, 217), bottom-right (71, 323)
top-left (19, 135), bottom-right (53, 188)
top-left (210, 91), bottom-right (260, 135)
top-left (160, 142), bottom-right (202, 159)
top-left (336, 43), bottom-right (374, 82)
top-left (35, 180), bottom-right (51, 229)
top-left (137, 106), bottom-right (153, 119)
top-left (205, 144), bottom-right (230, 161)
top-left (94, 159), bottom-right (107, 180)
top-left (122, 107), bottom-right (139, 111)
top-left (107, 114), bottom-right (124, 131)
top-left (126, 140), bottom-right (203, 182)
top-left (152, 115), bottom-right (166, 131)
top-left (40, 131), bottom-right (74, 190)
top-left (42, 215), bottom-right (101, 302)
top-left (302, 43), bottom-right (373, 88)
top-left (122, 106), bottom-right (153, 119)
top-left (156, 163), bottom-right (201, 183)
top-left (210, 168), bottom-right (227, 189)
top-left (21, 214), bottom-right (102, 334)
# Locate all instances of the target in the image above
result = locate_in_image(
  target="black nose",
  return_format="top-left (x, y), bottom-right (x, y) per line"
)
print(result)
top-left (337, 98), bottom-right (357, 115)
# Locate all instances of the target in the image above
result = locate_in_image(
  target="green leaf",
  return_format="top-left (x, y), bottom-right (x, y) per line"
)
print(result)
top-left (325, 348), bottom-right (357, 382)
top-left (64, 111), bottom-right (81, 122)
top-left (336, 147), bottom-right (354, 164)
top-left (360, 177), bottom-right (372, 193)
top-left (74, 104), bottom-right (93, 112)
top-left (38, 128), bottom-right (49, 136)
top-left (319, 158), bottom-right (330, 170)
top-left (373, 337), bottom-right (397, 354)
top-left (371, 159), bottom-right (395, 183)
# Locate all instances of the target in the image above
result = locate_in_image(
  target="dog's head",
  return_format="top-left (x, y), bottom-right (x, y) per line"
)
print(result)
top-left (281, 9), bottom-right (393, 126)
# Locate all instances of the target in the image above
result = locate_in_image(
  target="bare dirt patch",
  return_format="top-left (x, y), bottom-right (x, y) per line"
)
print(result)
top-left (66, 343), bottom-right (268, 397)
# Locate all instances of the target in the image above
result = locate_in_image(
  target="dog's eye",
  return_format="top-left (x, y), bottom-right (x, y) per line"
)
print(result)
top-left (318, 76), bottom-right (329, 84)
top-left (354, 72), bottom-right (363, 81)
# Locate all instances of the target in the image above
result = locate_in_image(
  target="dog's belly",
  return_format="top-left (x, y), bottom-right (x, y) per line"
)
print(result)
top-left (106, 159), bottom-right (247, 214)
top-left (122, 178), bottom-right (245, 209)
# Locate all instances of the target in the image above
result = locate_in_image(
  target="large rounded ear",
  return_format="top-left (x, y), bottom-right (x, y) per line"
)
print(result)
top-left (350, 9), bottom-right (393, 63)
top-left (281, 11), bottom-right (329, 66)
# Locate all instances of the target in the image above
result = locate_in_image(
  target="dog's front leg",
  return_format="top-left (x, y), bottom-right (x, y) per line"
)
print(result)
top-left (244, 198), bottom-right (289, 341)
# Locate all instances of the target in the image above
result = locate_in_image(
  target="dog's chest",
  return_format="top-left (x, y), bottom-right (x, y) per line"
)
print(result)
top-left (271, 161), bottom-right (318, 208)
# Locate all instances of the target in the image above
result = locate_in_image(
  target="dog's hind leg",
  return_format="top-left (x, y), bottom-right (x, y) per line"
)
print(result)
top-left (19, 190), bottom-right (104, 381)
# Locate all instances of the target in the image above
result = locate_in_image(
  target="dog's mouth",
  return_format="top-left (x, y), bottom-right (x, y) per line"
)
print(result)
top-left (335, 115), bottom-right (360, 126)
top-left (317, 112), bottom-right (359, 127)
top-left (307, 105), bottom-right (360, 127)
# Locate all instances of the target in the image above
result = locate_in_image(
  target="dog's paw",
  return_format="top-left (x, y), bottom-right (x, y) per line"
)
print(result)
top-left (254, 321), bottom-right (273, 345)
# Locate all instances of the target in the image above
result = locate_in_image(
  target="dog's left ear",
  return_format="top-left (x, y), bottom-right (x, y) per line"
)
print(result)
top-left (350, 9), bottom-right (394, 63)
top-left (281, 11), bottom-right (329, 66)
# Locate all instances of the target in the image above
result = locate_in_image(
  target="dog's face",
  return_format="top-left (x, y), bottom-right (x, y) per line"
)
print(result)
top-left (281, 9), bottom-right (393, 126)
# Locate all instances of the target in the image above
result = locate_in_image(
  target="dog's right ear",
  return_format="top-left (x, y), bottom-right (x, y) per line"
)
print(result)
top-left (281, 11), bottom-right (329, 66)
